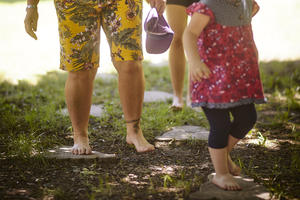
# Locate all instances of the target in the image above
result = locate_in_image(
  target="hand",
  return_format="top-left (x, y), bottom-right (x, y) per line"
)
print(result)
top-left (190, 61), bottom-right (211, 82)
top-left (148, 0), bottom-right (166, 15)
top-left (24, 7), bottom-right (38, 40)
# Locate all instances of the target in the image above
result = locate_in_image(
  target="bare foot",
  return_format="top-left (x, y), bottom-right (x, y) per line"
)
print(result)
top-left (170, 96), bottom-right (184, 111)
top-left (210, 173), bottom-right (241, 191)
top-left (126, 130), bottom-right (155, 153)
top-left (71, 133), bottom-right (92, 155)
top-left (228, 155), bottom-right (241, 176)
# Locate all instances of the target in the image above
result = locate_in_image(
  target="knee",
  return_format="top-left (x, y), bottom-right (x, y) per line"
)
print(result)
top-left (68, 68), bottom-right (97, 82)
top-left (171, 34), bottom-right (183, 48)
top-left (240, 108), bottom-right (257, 131)
top-left (208, 122), bottom-right (231, 149)
top-left (231, 110), bottom-right (257, 139)
top-left (114, 61), bottom-right (143, 75)
top-left (248, 110), bottom-right (257, 127)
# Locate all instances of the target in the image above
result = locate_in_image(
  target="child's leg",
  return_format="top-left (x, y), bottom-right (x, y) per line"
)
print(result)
top-left (202, 107), bottom-right (241, 191)
top-left (208, 147), bottom-right (241, 190)
top-left (227, 135), bottom-right (241, 176)
top-left (227, 104), bottom-right (257, 175)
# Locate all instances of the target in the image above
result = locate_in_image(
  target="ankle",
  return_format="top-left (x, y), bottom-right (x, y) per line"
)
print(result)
top-left (74, 131), bottom-right (88, 136)
top-left (172, 96), bottom-right (183, 104)
top-left (125, 118), bottom-right (141, 134)
top-left (214, 172), bottom-right (232, 179)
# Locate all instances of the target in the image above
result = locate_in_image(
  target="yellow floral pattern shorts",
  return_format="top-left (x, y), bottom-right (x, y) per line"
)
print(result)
top-left (54, 0), bottom-right (143, 71)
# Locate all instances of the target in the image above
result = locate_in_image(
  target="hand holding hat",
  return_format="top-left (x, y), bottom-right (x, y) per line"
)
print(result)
top-left (144, 8), bottom-right (174, 54)
top-left (147, 0), bottom-right (166, 15)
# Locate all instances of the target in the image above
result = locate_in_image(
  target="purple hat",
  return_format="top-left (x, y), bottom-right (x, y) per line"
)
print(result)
top-left (144, 8), bottom-right (174, 54)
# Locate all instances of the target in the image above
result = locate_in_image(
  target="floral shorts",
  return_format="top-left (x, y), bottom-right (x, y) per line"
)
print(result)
top-left (54, 0), bottom-right (143, 71)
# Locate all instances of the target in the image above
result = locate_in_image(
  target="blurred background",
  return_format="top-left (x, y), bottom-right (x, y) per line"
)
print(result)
top-left (0, 0), bottom-right (299, 83)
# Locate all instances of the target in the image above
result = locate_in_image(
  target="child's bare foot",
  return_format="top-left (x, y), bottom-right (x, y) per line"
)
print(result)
top-left (126, 130), bottom-right (155, 153)
top-left (228, 155), bottom-right (241, 176)
top-left (210, 173), bottom-right (242, 191)
top-left (71, 133), bottom-right (92, 155)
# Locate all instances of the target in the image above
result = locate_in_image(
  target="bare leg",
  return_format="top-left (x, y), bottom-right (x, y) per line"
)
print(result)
top-left (227, 135), bottom-right (241, 176)
top-left (186, 71), bottom-right (191, 107)
top-left (166, 5), bottom-right (188, 109)
top-left (113, 60), bottom-right (154, 153)
top-left (208, 147), bottom-right (241, 190)
top-left (65, 68), bottom-right (98, 155)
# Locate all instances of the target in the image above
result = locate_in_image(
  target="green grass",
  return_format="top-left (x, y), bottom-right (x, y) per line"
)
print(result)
top-left (0, 62), bottom-right (204, 158)
top-left (0, 72), bottom-right (69, 158)
top-left (1, 60), bottom-right (300, 199)
top-left (260, 60), bottom-right (300, 93)
top-left (1, 60), bottom-right (299, 158)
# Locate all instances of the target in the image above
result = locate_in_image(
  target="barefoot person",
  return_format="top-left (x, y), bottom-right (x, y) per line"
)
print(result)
top-left (166, 0), bottom-right (198, 110)
top-left (183, 0), bottom-right (265, 190)
top-left (24, 0), bottom-right (166, 154)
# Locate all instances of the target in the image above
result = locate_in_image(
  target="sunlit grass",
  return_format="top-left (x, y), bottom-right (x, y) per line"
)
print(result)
top-left (0, 59), bottom-right (299, 199)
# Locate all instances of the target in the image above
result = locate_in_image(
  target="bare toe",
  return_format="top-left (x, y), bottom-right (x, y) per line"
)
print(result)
top-left (139, 144), bottom-right (155, 153)
top-left (72, 133), bottom-right (91, 155)
top-left (71, 144), bottom-right (91, 155)
top-left (211, 174), bottom-right (241, 191)
top-left (72, 145), bottom-right (79, 155)
top-left (126, 133), bottom-right (155, 153)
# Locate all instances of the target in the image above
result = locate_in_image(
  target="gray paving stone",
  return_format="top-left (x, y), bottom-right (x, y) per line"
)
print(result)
top-left (60, 104), bottom-right (104, 117)
top-left (144, 91), bottom-right (173, 103)
top-left (155, 126), bottom-right (209, 141)
top-left (45, 146), bottom-right (116, 160)
top-left (189, 174), bottom-right (271, 200)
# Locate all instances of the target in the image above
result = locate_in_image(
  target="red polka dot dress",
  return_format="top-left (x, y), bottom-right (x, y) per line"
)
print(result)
top-left (187, 1), bottom-right (266, 109)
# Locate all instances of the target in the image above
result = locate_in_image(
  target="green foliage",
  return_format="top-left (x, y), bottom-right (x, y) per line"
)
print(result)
top-left (0, 71), bottom-right (69, 158)
top-left (256, 131), bottom-right (267, 147)
top-left (161, 170), bottom-right (200, 198)
top-left (163, 174), bottom-right (173, 188)
top-left (1, 60), bottom-right (300, 199)
top-left (260, 60), bottom-right (300, 93)
top-left (143, 63), bottom-right (175, 92)
top-left (142, 103), bottom-right (206, 139)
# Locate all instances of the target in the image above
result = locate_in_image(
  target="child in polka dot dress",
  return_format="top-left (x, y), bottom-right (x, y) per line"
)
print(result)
top-left (183, 0), bottom-right (266, 190)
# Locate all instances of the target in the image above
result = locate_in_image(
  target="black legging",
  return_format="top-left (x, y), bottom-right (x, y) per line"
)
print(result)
top-left (202, 103), bottom-right (257, 149)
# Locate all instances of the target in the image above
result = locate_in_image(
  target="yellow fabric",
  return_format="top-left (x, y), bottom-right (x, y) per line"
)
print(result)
top-left (54, 0), bottom-right (143, 71)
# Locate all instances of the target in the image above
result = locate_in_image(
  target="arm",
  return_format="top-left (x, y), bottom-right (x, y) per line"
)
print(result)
top-left (252, 0), bottom-right (260, 17)
top-left (251, 1), bottom-right (259, 58)
top-left (24, 0), bottom-right (40, 40)
top-left (146, 0), bottom-right (166, 15)
top-left (183, 13), bottom-right (210, 82)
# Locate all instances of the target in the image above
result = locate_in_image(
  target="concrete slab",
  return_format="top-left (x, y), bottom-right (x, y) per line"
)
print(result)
top-left (189, 174), bottom-right (271, 200)
top-left (144, 91), bottom-right (173, 103)
top-left (45, 146), bottom-right (116, 160)
top-left (60, 104), bottom-right (104, 117)
top-left (155, 126), bottom-right (209, 141)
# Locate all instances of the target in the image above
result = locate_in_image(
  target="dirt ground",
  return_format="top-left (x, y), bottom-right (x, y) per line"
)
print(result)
top-left (1, 106), bottom-right (300, 200)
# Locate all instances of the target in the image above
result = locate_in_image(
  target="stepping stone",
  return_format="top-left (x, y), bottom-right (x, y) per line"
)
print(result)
top-left (44, 146), bottom-right (116, 160)
top-left (189, 174), bottom-right (271, 200)
top-left (144, 91), bottom-right (173, 103)
top-left (60, 104), bottom-right (104, 117)
top-left (155, 126), bottom-right (209, 141)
